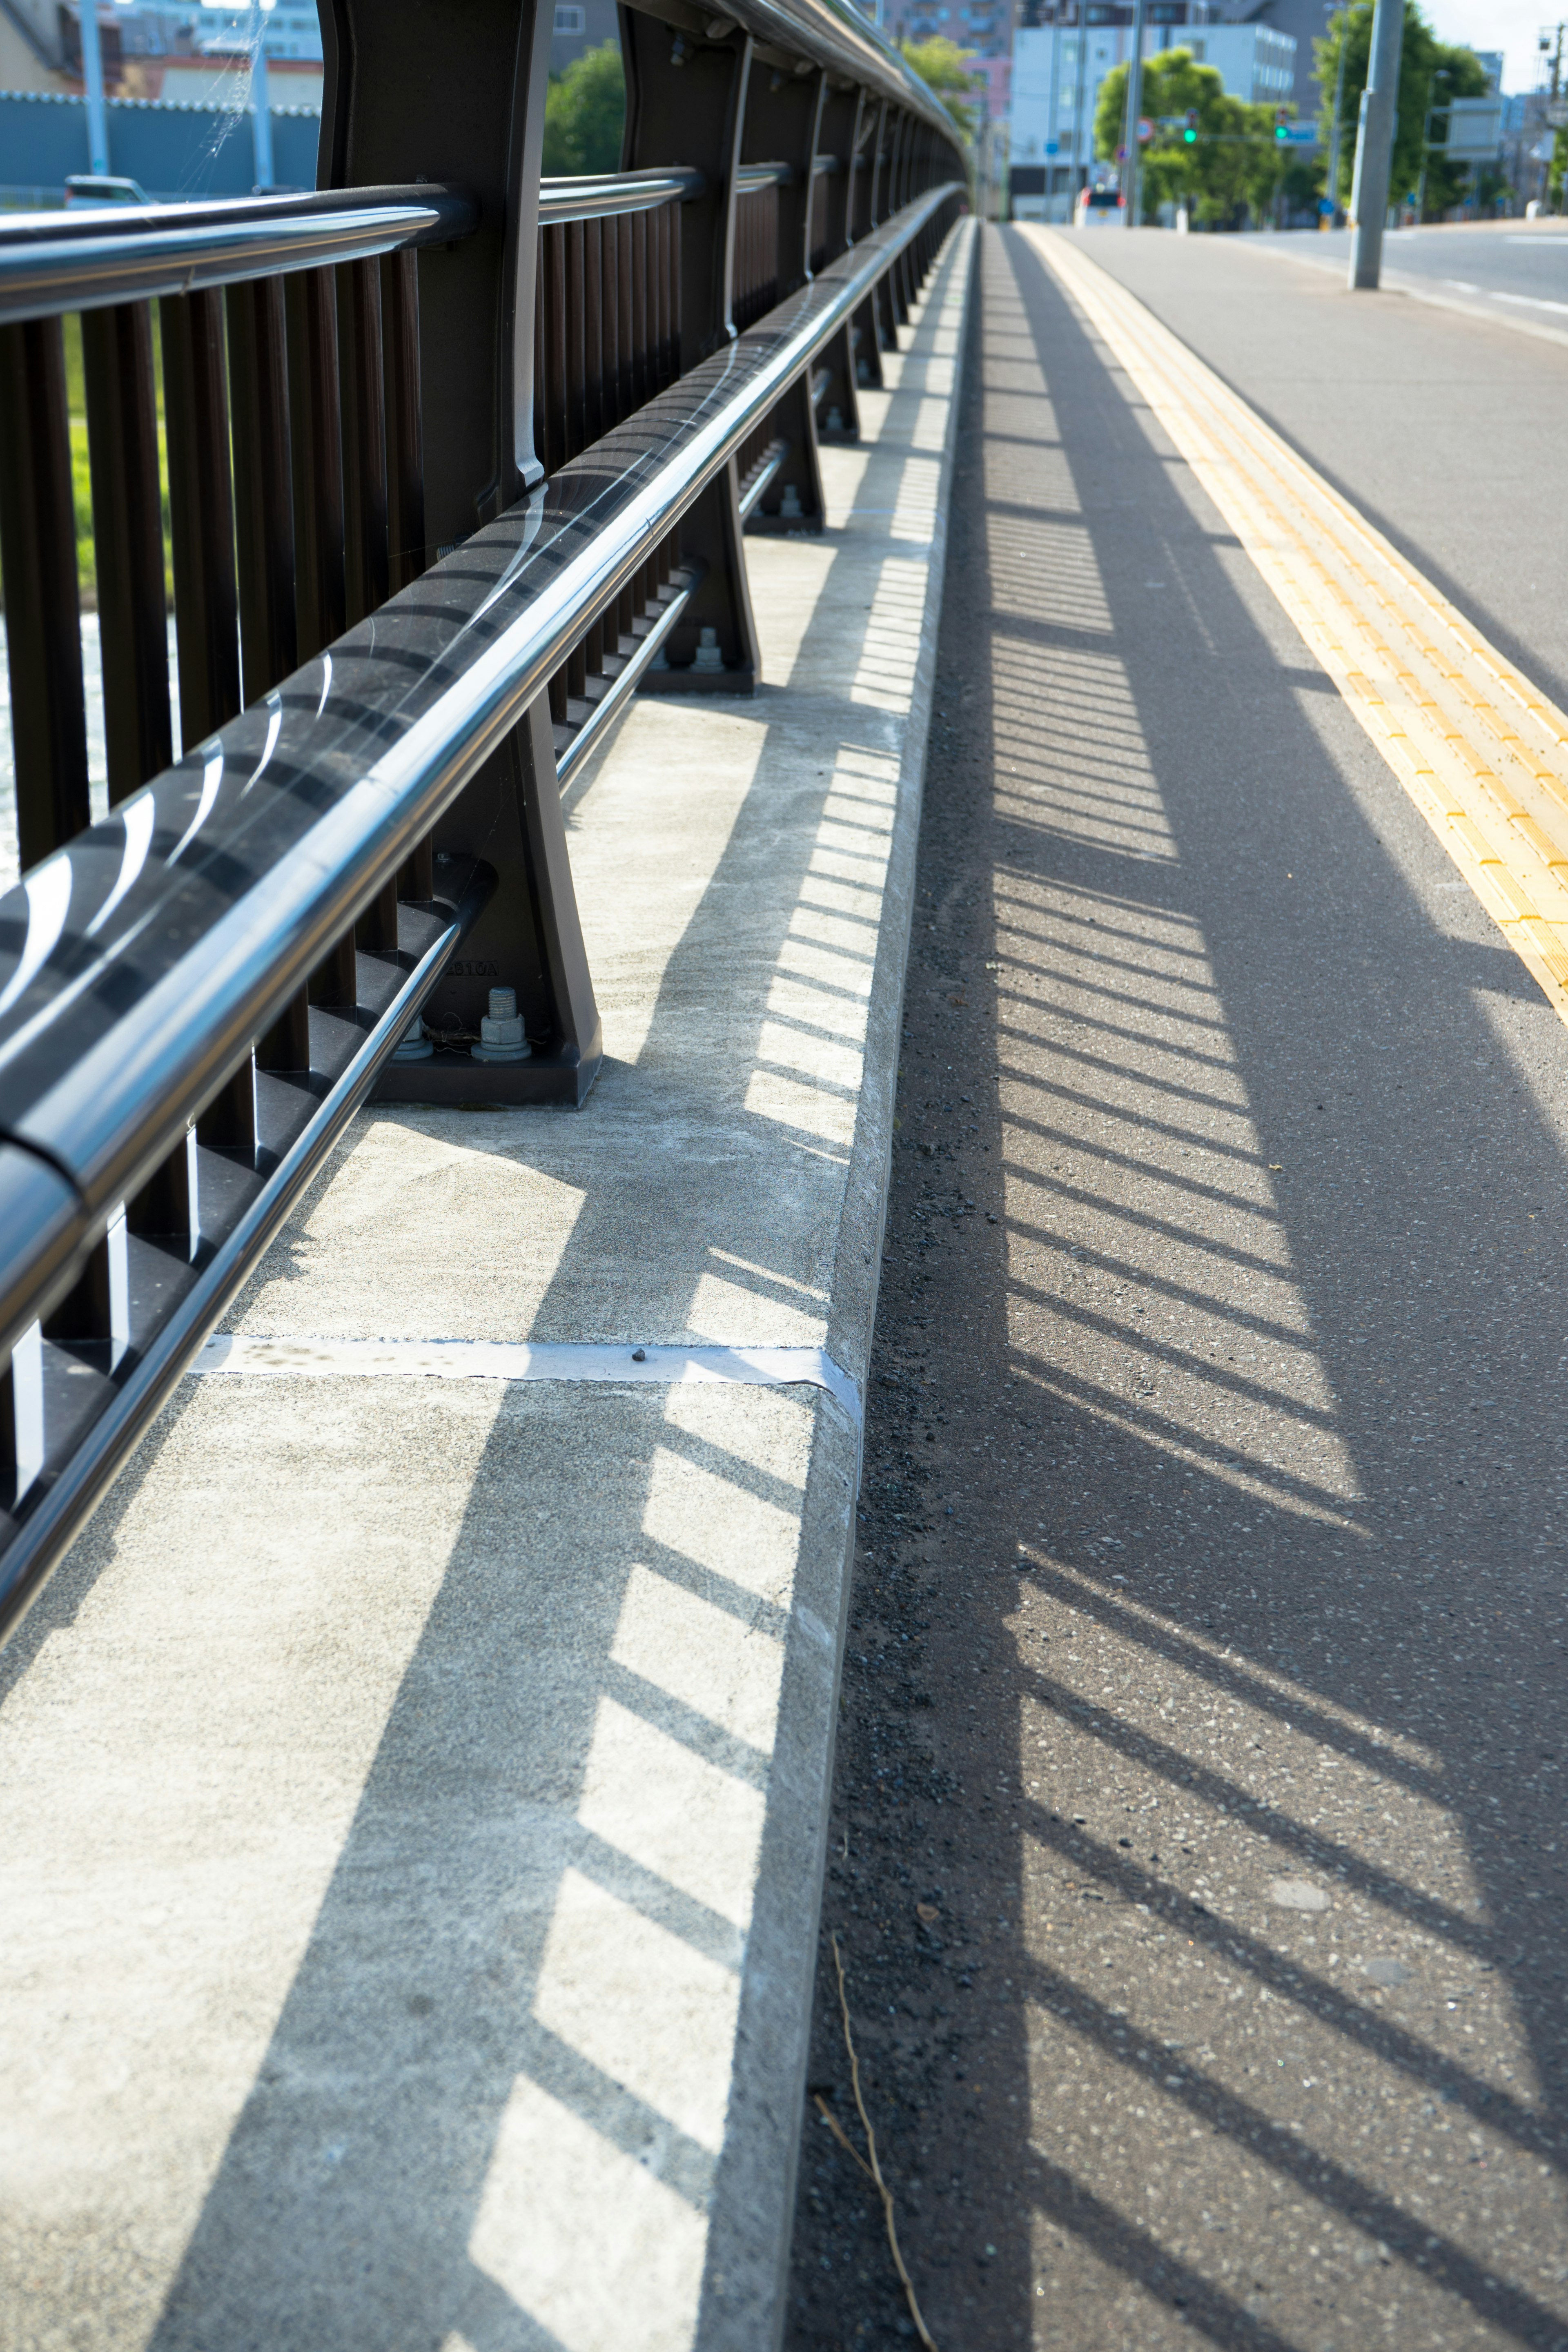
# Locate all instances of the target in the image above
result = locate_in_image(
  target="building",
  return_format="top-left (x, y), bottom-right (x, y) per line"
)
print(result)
top-left (1007, 7), bottom-right (1295, 218)
top-left (0, 1), bottom-right (325, 111)
top-left (549, 0), bottom-right (619, 76)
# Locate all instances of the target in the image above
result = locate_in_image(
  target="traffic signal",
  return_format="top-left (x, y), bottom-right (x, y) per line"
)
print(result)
top-left (1184, 106), bottom-right (1198, 142)
top-left (1274, 105), bottom-right (1291, 140)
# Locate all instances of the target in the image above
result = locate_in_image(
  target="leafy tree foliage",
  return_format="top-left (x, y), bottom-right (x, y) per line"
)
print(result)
top-left (542, 41), bottom-right (625, 176)
top-left (898, 36), bottom-right (982, 138)
top-left (1315, 2), bottom-right (1490, 218)
top-left (1094, 48), bottom-right (1286, 227)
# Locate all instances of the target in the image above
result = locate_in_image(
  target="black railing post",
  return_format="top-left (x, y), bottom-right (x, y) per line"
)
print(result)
top-left (741, 65), bottom-right (829, 535)
top-left (849, 100), bottom-right (888, 391)
top-left (318, 0), bottom-right (553, 538)
top-left (324, 0), bottom-right (600, 1102)
top-left (623, 12), bottom-right (761, 691)
top-left (812, 84), bottom-right (864, 443)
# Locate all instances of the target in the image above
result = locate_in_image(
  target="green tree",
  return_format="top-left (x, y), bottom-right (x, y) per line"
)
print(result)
top-left (1094, 48), bottom-right (1284, 227)
top-left (542, 41), bottom-right (625, 176)
top-left (898, 36), bottom-right (981, 138)
top-left (1315, 2), bottom-right (1437, 213)
top-left (1550, 123), bottom-right (1568, 210)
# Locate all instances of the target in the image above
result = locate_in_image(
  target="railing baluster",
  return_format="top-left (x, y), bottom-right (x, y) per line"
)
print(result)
top-left (81, 300), bottom-right (173, 802)
top-left (286, 267), bottom-right (347, 665)
top-left (160, 288), bottom-right (241, 751)
top-left (340, 256), bottom-right (390, 628)
top-left (382, 249), bottom-right (427, 592)
top-left (225, 276), bottom-right (297, 706)
top-left (583, 216), bottom-right (604, 450)
top-left (0, 316), bottom-right (91, 866)
top-left (565, 218), bottom-right (588, 462)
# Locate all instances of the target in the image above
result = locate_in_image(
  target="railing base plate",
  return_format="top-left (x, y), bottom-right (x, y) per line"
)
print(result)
top-left (372, 1040), bottom-right (602, 1109)
top-left (638, 665), bottom-right (757, 697)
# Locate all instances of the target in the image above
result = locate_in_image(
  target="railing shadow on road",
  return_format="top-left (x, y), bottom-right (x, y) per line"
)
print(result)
top-left (791, 222), bottom-right (1568, 2351)
top-left (0, 236), bottom-right (969, 2352)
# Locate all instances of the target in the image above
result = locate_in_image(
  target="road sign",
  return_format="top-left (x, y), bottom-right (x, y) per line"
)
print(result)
top-left (1276, 125), bottom-right (1318, 145)
top-left (1045, 138), bottom-right (1060, 154)
top-left (1439, 96), bottom-right (1503, 158)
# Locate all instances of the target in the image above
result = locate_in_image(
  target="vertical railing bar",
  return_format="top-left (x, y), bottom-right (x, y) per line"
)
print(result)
top-left (340, 255), bottom-right (390, 630)
top-left (382, 247), bottom-right (427, 592)
top-left (583, 214), bottom-right (604, 451)
top-left (225, 276), bottom-right (297, 707)
top-left (0, 316), bottom-right (90, 867)
top-left (286, 266), bottom-right (347, 666)
top-left (81, 298), bottom-right (173, 804)
top-left (160, 287), bottom-right (241, 753)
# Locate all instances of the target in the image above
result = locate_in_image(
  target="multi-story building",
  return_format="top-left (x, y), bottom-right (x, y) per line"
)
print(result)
top-left (549, 0), bottom-right (620, 76)
top-left (875, 0), bottom-right (1012, 127)
top-left (1008, 3), bottom-right (1294, 218)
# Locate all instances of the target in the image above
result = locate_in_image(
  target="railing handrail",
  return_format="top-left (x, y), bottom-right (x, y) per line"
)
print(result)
top-left (736, 162), bottom-right (795, 194)
top-left (698, 0), bottom-right (959, 139)
top-left (538, 167), bottom-right (707, 225)
top-left (0, 182), bottom-right (961, 1382)
top-left (0, 183), bottom-right (480, 325)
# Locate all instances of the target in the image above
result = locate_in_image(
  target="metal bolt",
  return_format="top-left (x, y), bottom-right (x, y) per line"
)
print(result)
top-left (392, 1013), bottom-right (434, 1062)
top-left (470, 985), bottom-right (531, 1063)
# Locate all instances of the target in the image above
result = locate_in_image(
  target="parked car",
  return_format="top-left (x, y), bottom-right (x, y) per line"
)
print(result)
top-left (63, 176), bottom-right (151, 208)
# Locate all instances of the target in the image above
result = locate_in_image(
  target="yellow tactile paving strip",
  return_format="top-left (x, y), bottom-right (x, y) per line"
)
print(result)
top-left (1025, 225), bottom-right (1568, 1016)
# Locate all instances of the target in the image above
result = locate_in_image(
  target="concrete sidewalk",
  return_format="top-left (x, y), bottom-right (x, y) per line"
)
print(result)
top-left (0, 220), bottom-right (974, 2352)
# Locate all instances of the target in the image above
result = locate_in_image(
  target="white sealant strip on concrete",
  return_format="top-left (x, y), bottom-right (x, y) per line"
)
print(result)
top-left (194, 1334), bottom-right (863, 1425)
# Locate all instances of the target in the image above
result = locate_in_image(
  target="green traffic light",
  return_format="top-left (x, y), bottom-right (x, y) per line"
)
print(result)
top-left (1183, 128), bottom-right (1196, 142)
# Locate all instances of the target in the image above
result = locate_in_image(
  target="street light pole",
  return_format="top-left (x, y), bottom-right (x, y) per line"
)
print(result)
top-left (1121, 0), bottom-right (1148, 226)
top-left (1348, 0), bottom-right (1402, 287)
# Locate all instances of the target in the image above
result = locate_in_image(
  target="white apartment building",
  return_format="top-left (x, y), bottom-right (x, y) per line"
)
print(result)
top-left (1009, 18), bottom-right (1296, 218)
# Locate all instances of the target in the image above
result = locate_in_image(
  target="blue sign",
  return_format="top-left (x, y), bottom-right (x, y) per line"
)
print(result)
top-left (1277, 125), bottom-right (1318, 146)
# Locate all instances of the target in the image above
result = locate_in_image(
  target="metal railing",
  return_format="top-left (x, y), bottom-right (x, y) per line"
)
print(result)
top-left (0, 0), bottom-right (966, 1643)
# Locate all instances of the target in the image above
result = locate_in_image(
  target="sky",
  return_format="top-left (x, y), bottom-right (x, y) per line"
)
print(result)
top-left (1424, 0), bottom-right (1560, 93)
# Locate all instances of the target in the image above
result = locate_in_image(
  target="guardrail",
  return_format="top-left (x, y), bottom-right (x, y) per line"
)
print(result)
top-left (0, 0), bottom-right (965, 1643)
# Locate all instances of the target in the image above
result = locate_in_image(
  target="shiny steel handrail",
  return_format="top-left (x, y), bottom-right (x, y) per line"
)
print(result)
top-left (736, 161), bottom-right (795, 193)
top-left (692, 0), bottom-right (958, 137)
top-left (538, 167), bottom-right (706, 224)
top-left (0, 183), bottom-right (479, 326)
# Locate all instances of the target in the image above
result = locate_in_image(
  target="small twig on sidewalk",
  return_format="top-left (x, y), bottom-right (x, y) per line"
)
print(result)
top-left (812, 1932), bottom-right (940, 2352)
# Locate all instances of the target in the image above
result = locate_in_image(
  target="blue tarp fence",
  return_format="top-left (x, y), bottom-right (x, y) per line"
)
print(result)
top-left (0, 90), bottom-right (320, 200)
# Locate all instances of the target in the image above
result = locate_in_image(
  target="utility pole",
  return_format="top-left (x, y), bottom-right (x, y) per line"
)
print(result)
top-left (1348, 0), bottom-right (1402, 287)
top-left (1045, 4), bottom-right (1062, 217)
top-left (78, 0), bottom-right (109, 179)
top-left (250, 36), bottom-right (273, 192)
top-left (1121, 0), bottom-right (1148, 226)
top-left (1325, 4), bottom-right (1349, 225)
top-left (1070, 0), bottom-right (1091, 218)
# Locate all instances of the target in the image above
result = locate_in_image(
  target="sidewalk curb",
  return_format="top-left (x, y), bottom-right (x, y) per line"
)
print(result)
top-left (693, 214), bottom-right (978, 2352)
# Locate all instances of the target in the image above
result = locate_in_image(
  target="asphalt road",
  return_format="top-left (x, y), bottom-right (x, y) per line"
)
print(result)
top-left (783, 224), bottom-right (1568, 2350)
top-left (1059, 222), bottom-right (1568, 719)
top-left (1261, 221), bottom-right (1568, 323)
